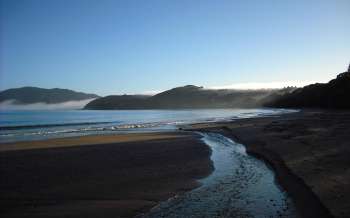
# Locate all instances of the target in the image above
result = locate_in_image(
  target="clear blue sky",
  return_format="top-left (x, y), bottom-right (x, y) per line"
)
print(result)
top-left (1, 0), bottom-right (349, 96)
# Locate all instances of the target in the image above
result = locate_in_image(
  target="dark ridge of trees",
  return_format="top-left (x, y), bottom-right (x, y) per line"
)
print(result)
top-left (265, 70), bottom-right (350, 109)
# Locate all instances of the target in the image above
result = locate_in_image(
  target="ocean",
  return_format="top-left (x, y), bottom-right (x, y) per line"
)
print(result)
top-left (0, 108), bottom-right (294, 143)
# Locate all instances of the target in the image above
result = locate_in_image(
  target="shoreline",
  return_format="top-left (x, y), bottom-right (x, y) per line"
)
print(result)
top-left (186, 110), bottom-right (350, 218)
top-left (0, 132), bottom-right (186, 152)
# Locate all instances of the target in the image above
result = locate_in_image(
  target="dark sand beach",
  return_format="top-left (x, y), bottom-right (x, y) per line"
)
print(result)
top-left (0, 132), bottom-right (213, 218)
top-left (187, 110), bottom-right (350, 218)
top-left (1, 111), bottom-right (349, 218)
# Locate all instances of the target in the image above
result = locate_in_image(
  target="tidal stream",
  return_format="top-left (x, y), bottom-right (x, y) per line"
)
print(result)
top-left (143, 132), bottom-right (300, 218)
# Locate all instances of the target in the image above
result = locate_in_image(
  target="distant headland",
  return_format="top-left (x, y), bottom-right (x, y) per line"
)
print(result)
top-left (1, 64), bottom-right (349, 110)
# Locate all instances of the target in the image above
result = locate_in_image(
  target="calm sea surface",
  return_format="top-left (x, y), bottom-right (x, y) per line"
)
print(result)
top-left (0, 108), bottom-right (294, 143)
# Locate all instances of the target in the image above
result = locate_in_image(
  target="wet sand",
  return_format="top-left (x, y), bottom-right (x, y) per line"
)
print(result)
top-left (187, 110), bottom-right (350, 218)
top-left (0, 132), bottom-right (213, 218)
top-left (0, 132), bottom-right (188, 152)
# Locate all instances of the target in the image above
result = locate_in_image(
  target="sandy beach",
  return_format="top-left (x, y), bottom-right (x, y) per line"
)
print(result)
top-left (1, 110), bottom-right (349, 218)
top-left (0, 132), bottom-right (213, 218)
top-left (187, 110), bottom-right (350, 218)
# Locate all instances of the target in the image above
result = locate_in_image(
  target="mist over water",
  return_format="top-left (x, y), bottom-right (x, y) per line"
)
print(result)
top-left (0, 99), bottom-right (96, 110)
top-left (0, 108), bottom-right (295, 143)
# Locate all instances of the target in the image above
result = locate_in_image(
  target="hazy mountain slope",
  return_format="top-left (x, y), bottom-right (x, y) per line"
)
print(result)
top-left (149, 85), bottom-right (277, 109)
top-left (265, 71), bottom-right (350, 109)
top-left (0, 87), bottom-right (100, 104)
top-left (84, 95), bottom-right (150, 109)
top-left (84, 85), bottom-right (292, 110)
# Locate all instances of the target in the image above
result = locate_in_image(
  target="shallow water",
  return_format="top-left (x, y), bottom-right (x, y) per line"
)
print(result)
top-left (0, 109), bottom-right (294, 143)
top-left (143, 133), bottom-right (300, 218)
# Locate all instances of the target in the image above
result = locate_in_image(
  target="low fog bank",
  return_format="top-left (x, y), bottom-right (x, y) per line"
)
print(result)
top-left (207, 81), bottom-right (315, 90)
top-left (0, 98), bottom-right (96, 110)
